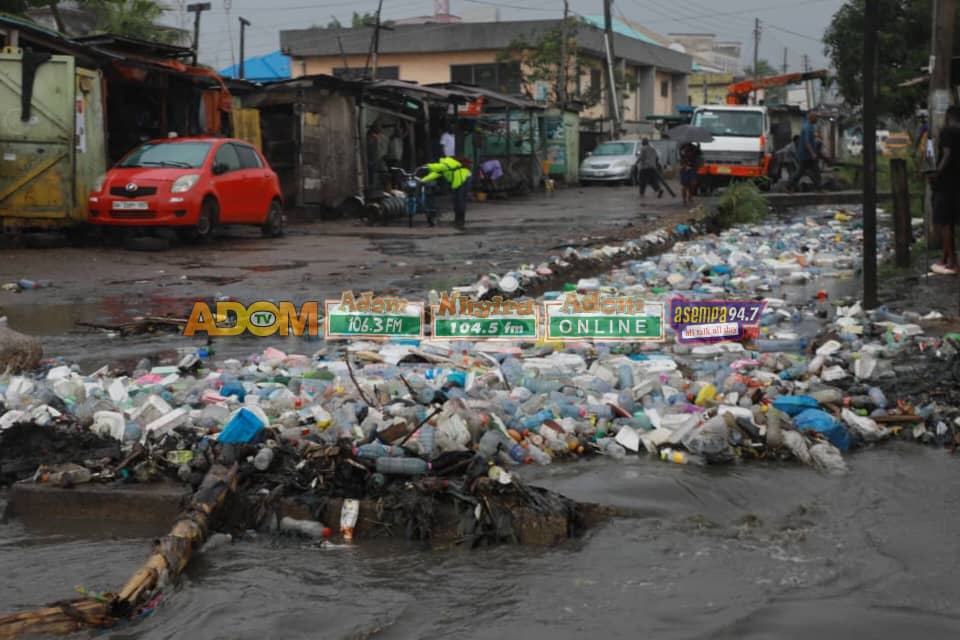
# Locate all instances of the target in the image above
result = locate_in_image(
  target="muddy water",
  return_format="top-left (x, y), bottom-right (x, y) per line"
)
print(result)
top-left (2, 443), bottom-right (959, 639)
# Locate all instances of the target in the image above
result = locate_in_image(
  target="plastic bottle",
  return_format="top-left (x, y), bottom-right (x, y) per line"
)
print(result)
top-left (867, 386), bottom-right (888, 409)
top-left (508, 443), bottom-right (532, 464)
top-left (587, 403), bottom-right (614, 420)
top-left (810, 388), bottom-right (843, 405)
top-left (659, 448), bottom-right (705, 466)
top-left (279, 516), bottom-right (330, 539)
top-left (417, 424), bottom-right (436, 459)
top-left (355, 443), bottom-right (405, 459)
top-left (618, 364), bottom-right (634, 390)
top-left (755, 337), bottom-right (808, 353)
top-left (515, 409), bottom-right (554, 432)
top-left (526, 443), bottom-right (552, 465)
top-left (253, 447), bottom-right (275, 471)
top-left (596, 437), bottom-right (626, 460)
top-left (375, 457), bottom-right (430, 476)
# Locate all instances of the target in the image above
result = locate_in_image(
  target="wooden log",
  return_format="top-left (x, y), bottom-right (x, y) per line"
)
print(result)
top-left (0, 463), bottom-right (237, 639)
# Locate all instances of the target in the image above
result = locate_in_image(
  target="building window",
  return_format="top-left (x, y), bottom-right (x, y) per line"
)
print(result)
top-left (590, 67), bottom-right (602, 97)
top-left (660, 80), bottom-right (669, 98)
top-left (450, 62), bottom-right (521, 94)
top-left (333, 66), bottom-right (399, 80)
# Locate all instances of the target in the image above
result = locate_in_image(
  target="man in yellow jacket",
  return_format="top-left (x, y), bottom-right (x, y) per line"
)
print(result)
top-left (421, 156), bottom-right (472, 228)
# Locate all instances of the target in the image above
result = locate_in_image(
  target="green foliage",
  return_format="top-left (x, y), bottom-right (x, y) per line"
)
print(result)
top-left (497, 17), bottom-right (591, 104)
top-left (716, 181), bottom-right (767, 227)
top-left (823, 0), bottom-right (953, 118)
top-left (87, 0), bottom-right (178, 43)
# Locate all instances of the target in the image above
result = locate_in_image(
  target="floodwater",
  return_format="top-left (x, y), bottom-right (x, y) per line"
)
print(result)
top-left (2, 443), bottom-right (959, 639)
top-left (3, 207), bottom-right (959, 637)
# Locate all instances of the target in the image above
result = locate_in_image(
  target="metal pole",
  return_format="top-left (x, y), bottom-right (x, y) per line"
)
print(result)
top-left (558, 0), bottom-right (569, 105)
top-left (603, 0), bottom-right (619, 135)
top-left (371, 0), bottom-right (384, 81)
top-left (186, 2), bottom-right (210, 67)
top-left (862, 0), bottom-right (878, 309)
top-left (238, 17), bottom-right (250, 79)
top-left (752, 17), bottom-right (760, 104)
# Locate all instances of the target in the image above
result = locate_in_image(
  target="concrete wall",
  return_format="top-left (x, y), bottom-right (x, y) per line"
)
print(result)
top-left (654, 70), bottom-right (674, 114)
top-left (292, 50), bottom-right (498, 82)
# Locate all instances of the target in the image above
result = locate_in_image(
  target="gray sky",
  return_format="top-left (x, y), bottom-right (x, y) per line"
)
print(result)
top-left (170, 0), bottom-right (846, 74)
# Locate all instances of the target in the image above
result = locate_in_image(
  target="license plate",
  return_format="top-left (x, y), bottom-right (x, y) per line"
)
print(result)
top-left (716, 166), bottom-right (732, 175)
top-left (113, 200), bottom-right (149, 210)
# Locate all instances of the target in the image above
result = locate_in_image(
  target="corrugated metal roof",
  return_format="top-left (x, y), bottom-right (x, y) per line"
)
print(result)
top-left (220, 50), bottom-right (291, 82)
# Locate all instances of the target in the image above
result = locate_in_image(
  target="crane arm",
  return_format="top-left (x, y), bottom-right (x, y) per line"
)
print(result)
top-left (726, 69), bottom-right (829, 104)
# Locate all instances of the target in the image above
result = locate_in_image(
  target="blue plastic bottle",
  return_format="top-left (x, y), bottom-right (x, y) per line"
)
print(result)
top-left (515, 409), bottom-right (554, 432)
top-left (756, 337), bottom-right (808, 353)
top-left (355, 443), bottom-right (405, 459)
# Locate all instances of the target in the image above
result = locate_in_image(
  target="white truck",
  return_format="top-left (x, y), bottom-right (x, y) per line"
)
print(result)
top-left (691, 104), bottom-right (773, 191)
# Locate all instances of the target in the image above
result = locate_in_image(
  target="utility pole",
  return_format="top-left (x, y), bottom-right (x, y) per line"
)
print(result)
top-left (238, 16), bottom-right (250, 79)
top-left (187, 2), bottom-right (210, 67)
top-left (752, 17), bottom-right (760, 104)
top-left (782, 47), bottom-right (787, 74)
top-left (863, 0), bottom-right (878, 309)
top-left (371, 0), bottom-right (384, 80)
top-left (603, 0), bottom-right (620, 135)
top-left (558, 0), bottom-right (569, 106)
top-left (927, 0), bottom-right (955, 249)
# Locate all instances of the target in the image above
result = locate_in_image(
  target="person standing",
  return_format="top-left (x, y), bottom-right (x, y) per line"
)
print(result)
top-left (789, 111), bottom-right (821, 191)
top-left (421, 156), bottom-right (472, 229)
top-left (440, 124), bottom-right (456, 158)
top-left (927, 105), bottom-right (960, 274)
top-left (679, 142), bottom-right (699, 206)
top-left (637, 138), bottom-right (663, 198)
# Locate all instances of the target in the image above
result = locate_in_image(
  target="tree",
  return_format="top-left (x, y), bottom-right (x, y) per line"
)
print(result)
top-left (326, 16), bottom-right (342, 28)
top-left (88, 0), bottom-right (179, 43)
top-left (743, 59), bottom-right (787, 103)
top-left (497, 17), bottom-right (596, 105)
top-left (823, 0), bottom-right (958, 118)
top-left (0, 0), bottom-right (67, 33)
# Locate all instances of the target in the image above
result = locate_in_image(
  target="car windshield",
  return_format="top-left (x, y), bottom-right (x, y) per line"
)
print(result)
top-left (693, 110), bottom-right (763, 137)
top-left (593, 142), bottom-right (635, 156)
top-left (119, 142), bottom-right (212, 168)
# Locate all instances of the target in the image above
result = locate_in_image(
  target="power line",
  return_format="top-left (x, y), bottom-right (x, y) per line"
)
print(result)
top-left (764, 22), bottom-right (824, 43)
top-left (641, 0), bottom-right (836, 25)
top-left (460, 0), bottom-right (558, 12)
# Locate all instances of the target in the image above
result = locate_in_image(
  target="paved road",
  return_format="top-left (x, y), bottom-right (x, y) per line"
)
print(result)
top-left (1, 183), bottom-right (694, 328)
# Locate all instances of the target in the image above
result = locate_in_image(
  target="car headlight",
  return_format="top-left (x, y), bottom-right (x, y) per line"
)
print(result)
top-left (92, 174), bottom-right (105, 192)
top-left (172, 174), bottom-right (201, 193)
top-left (612, 160), bottom-right (629, 169)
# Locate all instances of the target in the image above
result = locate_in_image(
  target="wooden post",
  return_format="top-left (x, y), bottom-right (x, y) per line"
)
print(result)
top-left (890, 158), bottom-right (911, 267)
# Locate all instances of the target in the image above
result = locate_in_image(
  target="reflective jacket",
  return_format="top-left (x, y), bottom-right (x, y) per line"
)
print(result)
top-left (422, 157), bottom-right (472, 189)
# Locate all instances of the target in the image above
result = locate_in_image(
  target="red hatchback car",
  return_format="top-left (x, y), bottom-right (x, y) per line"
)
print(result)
top-left (88, 137), bottom-right (284, 239)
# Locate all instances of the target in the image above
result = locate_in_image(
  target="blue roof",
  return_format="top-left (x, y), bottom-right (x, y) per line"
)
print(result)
top-left (220, 50), bottom-right (291, 82)
top-left (580, 16), bottom-right (660, 45)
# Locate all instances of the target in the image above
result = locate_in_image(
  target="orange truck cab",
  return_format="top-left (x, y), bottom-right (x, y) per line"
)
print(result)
top-left (691, 105), bottom-right (771, 190)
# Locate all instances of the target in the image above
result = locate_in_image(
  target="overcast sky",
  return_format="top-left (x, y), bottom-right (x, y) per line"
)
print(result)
top-left (169, 0), bottom-right (846, 73)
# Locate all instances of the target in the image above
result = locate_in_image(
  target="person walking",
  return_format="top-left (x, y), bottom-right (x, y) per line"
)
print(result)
top-left (927, 105), bottom-right (960, 274)
top-left (421, 156), bottom-right (472, 229)
top-left (789, 111), bottom-right (821, 191)
top-left (637, 138), bottom-right (663, 198)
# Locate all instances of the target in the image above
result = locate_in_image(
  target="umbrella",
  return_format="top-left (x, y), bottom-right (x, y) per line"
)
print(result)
top-left (667, 124), bottom-right (714, 145)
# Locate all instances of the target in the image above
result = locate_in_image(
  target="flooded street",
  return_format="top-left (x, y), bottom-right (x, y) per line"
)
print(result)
top-left (3, 443), bottom-right (959, 639)
top-left (3, 193), bottom-right (960, 639)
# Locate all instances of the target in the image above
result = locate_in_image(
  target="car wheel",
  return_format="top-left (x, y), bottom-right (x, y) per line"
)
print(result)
top-left (191, 198), bottom-right (217, 242)
top-left (626, 169), bottom-right (638, 187)
top-left (261, 199), bottom-right (284, 238)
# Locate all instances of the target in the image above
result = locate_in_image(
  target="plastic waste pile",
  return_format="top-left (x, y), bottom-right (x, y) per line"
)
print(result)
top-left (0, 207), bottom-right (956, 497)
